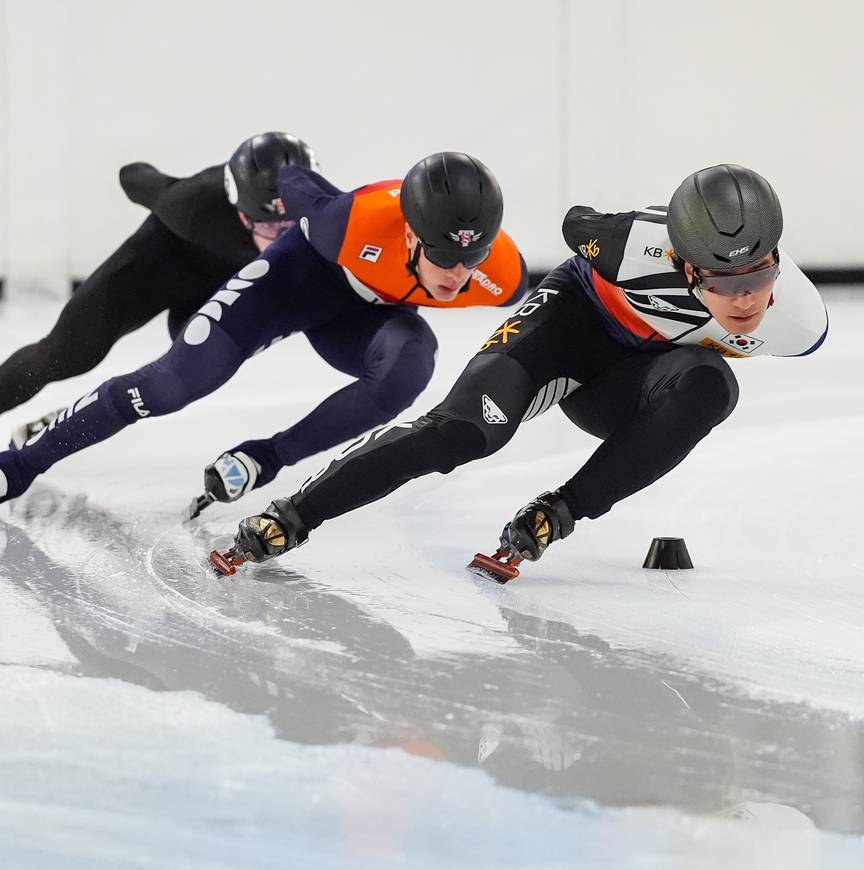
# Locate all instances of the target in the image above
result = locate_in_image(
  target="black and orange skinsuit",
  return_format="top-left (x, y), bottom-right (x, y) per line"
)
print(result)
top-left (285, 205), bottom-right (827, 531)
top-left (0, 167), bottom-right (528, 502)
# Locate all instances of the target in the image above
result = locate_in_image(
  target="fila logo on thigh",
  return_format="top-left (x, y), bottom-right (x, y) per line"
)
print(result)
top-left (183, 259), bottom-right (271, 346)
top-left (127, 387), bottom-right (150, 417)
top-left (514, 287), bottom-right (559, 318)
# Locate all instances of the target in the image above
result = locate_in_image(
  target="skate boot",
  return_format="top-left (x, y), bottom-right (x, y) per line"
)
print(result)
top-left (501, 490), bottom-right (575, 562)
top-left (188, 451), bottom-right (261, 520)
top-left (469, 490), bottom-right (574, 583)
top-left (0, 449), bottom-right (37, 504)
top-left (209, 497), bottom-right (308, 575)
top-left (9, 409), bottom-right (62, 450)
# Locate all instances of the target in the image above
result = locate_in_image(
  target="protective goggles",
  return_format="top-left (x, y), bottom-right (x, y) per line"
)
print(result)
top-left (694, 260), bottom-right (780, 297)
top-left (251, 219), bottom-right (296, 240)
top-left (421, 242), bottom-right (491, 270)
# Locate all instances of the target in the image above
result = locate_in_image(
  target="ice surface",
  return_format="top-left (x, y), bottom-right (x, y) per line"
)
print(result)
top-left (1, 288), bottom-right (863, 867)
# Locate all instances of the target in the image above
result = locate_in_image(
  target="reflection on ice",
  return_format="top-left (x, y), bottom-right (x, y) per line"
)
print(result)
top-left (2, 290), bottom-right (864, 866)
top-left (1, 486), bottom-right (863, 849)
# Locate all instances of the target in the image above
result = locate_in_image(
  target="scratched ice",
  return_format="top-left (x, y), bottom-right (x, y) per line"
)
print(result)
top-left (1, 289), bottom-right (863, 868)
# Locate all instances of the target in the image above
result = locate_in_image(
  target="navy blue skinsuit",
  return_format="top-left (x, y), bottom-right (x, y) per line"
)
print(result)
top-left (0, 172), bottom-right (444, 499)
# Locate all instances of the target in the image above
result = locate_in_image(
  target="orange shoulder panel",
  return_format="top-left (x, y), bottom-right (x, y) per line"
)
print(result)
top-left (591, 269), bottom-right (661, 340)
top-left (336, 182), bottom-right (417, 302)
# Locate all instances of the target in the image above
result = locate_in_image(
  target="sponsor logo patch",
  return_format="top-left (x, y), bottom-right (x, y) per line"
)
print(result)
top-left (449, 228), bottom-right (484, 247)
top-left (699, 337), bottom-right (757, 358)
top-left (482, 394), bottom-right (508, 425)
top-left (648, 295), bottom-right (680, 312)
top-left (480, 320), bottom-right (521, 352)
top-left (359, 244), bottom-right (383, 263)
top-left (720, 333), bottom-right (764, 353)
top-left (514, 288), bottom-right (558, 317)
top-left (473, 269), bottom-right (503, 296)
top-left (577, 238), bottom-right (600, 260)
top-left (127, 387), bottom-right (150, 417)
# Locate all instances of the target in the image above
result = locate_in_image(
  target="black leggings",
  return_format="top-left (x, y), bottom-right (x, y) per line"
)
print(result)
top-left (292, 262), bottom-right (739, 529)
top-left (0, 215), bottom-right (234, 415)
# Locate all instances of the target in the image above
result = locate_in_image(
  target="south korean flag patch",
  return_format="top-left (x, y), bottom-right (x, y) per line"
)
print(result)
top-left (720, 333), bottom-right (764, 354)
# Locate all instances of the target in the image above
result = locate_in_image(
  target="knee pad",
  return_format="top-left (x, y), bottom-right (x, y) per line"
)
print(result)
top-left (366, 324), bottom-right (438, 418)
top-left (370, 347), bottom-right (436, 418)
top-left (678, 362), bottom-right (739, 424)
top-left (419, 413), bottom-right (511, 472)
top-left (106, 327), bottom-right (245, 423)
top-left (433, 417), bottom-right (489, 469)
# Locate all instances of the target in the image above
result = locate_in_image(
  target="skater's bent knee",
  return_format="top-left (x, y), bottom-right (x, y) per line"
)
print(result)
top-left (414, 418), bottom-right (487, 474)
top-left (424, 414), bottom-right (511, 471)
top-left (678, 362), bottom-right (739, 423)
top-left (367, 340), bottom-right (437, 419)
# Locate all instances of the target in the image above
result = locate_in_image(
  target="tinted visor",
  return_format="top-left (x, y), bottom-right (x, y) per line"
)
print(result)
top-left (251, 219), bottom-right (296, 240)
top-left (696, 261), bottom-right (780, 297)
top-left (421, 242), bottom-right (491, 270)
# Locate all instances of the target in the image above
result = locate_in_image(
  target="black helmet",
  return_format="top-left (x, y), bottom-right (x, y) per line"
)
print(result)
top-left (667, 164), bottom-right (783, 272)
top-left (224, 132), bottom-right (318, 221)
top-left (400, 152), bottom-right (503, 269)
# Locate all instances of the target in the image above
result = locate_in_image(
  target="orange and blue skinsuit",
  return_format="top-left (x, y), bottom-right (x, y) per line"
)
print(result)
top-left (0, 166), bottom-right (530, 503)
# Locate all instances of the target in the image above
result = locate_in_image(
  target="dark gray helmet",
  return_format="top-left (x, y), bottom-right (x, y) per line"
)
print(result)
top-left (225, 132), bottom-right (318, 221)
top-left (667, 164), bottom-right (783, 271)
top-left (400, 152), bottom-right (503, 269)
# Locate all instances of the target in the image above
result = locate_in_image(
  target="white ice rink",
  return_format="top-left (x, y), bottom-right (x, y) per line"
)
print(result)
top-left (1, 287), bottom-right (863, 868)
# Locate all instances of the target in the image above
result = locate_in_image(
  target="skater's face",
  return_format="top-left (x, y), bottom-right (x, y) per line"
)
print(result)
top-left (684, 252), bottom-right (778, 334)
top-left (237, 211), bottom-right (295, 252)
top-left (405, 225), bottom-right (481, 302)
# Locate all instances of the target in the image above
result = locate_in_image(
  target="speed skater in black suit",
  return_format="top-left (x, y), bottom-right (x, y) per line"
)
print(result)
top-left (215, 164), bottom-right (829, 580)
top-left (0, 132), bottom-right (317, 447)
top-left (215, 165), bottom-right (826, 580)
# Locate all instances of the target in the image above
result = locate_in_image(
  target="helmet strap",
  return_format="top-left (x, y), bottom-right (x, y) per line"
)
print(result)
top-left (403, 238), bottom-right (473, 301)
top-left (406, 239), bottom-right (423, 278)
top-left (237, 211), bottom-right (254, 234)
top-left (402, 238), bottom-right (430, 300)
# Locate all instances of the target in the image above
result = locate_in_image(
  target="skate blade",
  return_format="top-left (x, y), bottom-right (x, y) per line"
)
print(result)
top-left (209, 548), bottom-right (246, 577)
top-left (187, 492), bottom-right (215, 522)
top-left (468, 551), bottom-right (521, 584)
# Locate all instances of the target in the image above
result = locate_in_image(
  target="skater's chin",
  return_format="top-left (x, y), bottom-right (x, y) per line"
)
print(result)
top-left (431, 285), bottom-right (460, 301)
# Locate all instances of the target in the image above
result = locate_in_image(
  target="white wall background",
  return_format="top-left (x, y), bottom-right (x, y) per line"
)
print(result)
top-left (0, 0), bottom-right (862, 296)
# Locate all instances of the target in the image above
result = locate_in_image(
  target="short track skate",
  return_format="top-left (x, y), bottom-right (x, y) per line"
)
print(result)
top-left (468, 547), bottom-right (523, 584)
top-left (208, 547), bottom-right (247, 576)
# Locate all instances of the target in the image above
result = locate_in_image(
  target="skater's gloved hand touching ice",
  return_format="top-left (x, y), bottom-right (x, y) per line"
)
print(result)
top-left (500, 491), bottom-right (574, 561)
top-left (234, 497), bottom-right (308, 564)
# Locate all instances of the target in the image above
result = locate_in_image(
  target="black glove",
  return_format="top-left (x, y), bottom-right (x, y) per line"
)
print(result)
top-left (234, 498), bottom-right (309, 564)
top-left (500, 491), bottom-right (575, 562)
